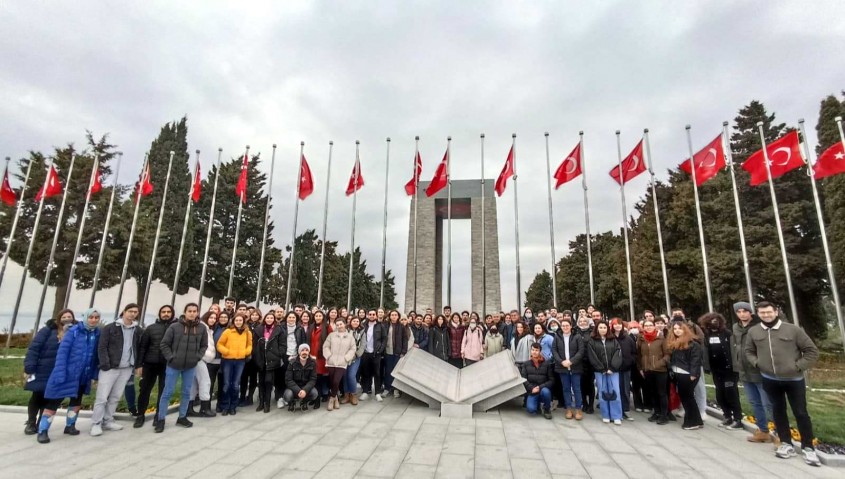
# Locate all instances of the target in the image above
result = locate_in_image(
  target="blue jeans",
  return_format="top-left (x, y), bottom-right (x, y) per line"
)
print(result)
top-left (560, 372), bottom-right (582, 409)
top-left (595, 372), bottom-right (622, 421)
top-left (383, 354), bottom-right (401, 392)
top-left (526, 387), bottom-right (552, 414)
top-left (158, 366), bottom-right (196, 420)
top-left (345, 357), bottom-right (361, 394)
top-left (618, 370), bottom-right (631, 412)
top-left (221, 359), bottom-right (246, 411)
top-left (744, 381), bottom-right (772, 432)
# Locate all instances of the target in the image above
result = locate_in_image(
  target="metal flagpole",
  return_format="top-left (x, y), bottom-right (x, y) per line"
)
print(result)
top-left (346, 141), bottom-right (360, 311)
top-left (34, 153), bottom-right (77, 332)
top-left (512, 134), bottom-right (522, 311)
top-left (285, 143), bottom-right (304, 310)
top-left (141, 151), bottom-right (175, 325)
top-left (379, 138), bottom-right (391, 309)
top-left (64, 153), bottom-right (99, 308)
top-left (643, 129), bottom-right (672, 315)
top-left (0, 156), bottom-right (34, 292)
top-left (543, 133), bottom-right (557, 308)
top-left (799, 118), bottom-right (844, 350)
top-left (756, 122), bottom-right (800, 326)
top-left (580, 132), bottom-right (595, 305)
top-left (89, 152), bottom-right (122, 308)
top-left (115, 154), bottom-right (148, 316)
top-left (316, 142), bottom-right (333, 308)
top-left (480, 134), bottom-right (486, 319)
top-left (616, 131), bottom-right (636, 322)
top-left (723, 123), bottom-right (754, 311)
top-left (412, 137), bottom-right (419, 312)
top-left (171, 150), bottom-right (201, 306)
top-left (228, 146), bottom-right (250, 299)
top-left (683, 126), bottom-right (714, 312)
top-left (256, 144), bottom-right (277, 309)
top-left (6, 156), bottom-right (51, 351)
top-left (446, 136), bottom-right (452, 308)
top-left (197, 148), bottom-right (223, 311)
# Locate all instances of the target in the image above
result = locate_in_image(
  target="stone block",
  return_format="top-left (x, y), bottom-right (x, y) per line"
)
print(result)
top-left (441, 403), bottom-right (473, 418)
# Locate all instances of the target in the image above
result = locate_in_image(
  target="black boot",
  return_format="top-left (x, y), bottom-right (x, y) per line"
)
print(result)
top-left (154, 420), bottom-right (165, 433)
top-left (299, 400), bottom-right (308, 411)
top-left (288, 400), bottom-right (296, 412)
top-left (199, 401), bottom-right (216, 417)
top-left (134, 415), bottom-right (145, 428)
top-left (186, 400), bottom-right (199, 417)
top-left (63, 424), bottom-right (80, 436)
top-left (37, 431), bottom-right (50, 444)
top-left (311, 397), bottom-right (321, 410)
top-left (176, 416), bottom-right (193, 428)
top-left (256, 401), bottom-right (265, 412)
top-left (24, 421), bottom-right (37, 435)
top-left (264, 403), bottom-right (271, 413)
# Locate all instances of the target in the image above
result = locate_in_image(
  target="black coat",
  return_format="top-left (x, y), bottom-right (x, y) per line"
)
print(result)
top-left (520, 357), bottom-right (554, 392)
top-left (253, 325), bottom-right (284, 371)
top-left (385, 322), bottom-right (408, 356)
top-left (551, 333), bottom-right (585, 374)
top-left (428, 326), bottom-right (450, 361)
top-left (278, 323), bottom-right (307, 363)
top-left (576, 327), bottom-right (594, 372)
top-left (617, 333), bottom-right (637, 372)
top-left (587, 337), bottom-right (623, 372)
top-left (670, 342), bottom-right (703, 376)
top-left (160, 317), bottom-right (208, 371)
top-left (98, 320), bottom-right (142, 371)
top-left (138, 318), bottom-right (172, 365)
top-left (410, 324), bottom-right (429, 350)
top-left (24, 320), bottom-right (62, 392)
top-left (702, 329), bottom-right (733, 374)
top-left (363, 320), bottom-right (386, 355)
top-left (285, 357), bottom-right (317, 394)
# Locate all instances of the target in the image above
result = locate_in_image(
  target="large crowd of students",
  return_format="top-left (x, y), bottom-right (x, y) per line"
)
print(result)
top-left (21, 298), bottom-right (821, 466)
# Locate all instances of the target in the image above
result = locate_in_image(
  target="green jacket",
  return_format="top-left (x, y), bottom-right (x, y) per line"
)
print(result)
top-left (731, 316), bottom-right (763, 383)
top-left (744, 320), bottom-right (818, 380)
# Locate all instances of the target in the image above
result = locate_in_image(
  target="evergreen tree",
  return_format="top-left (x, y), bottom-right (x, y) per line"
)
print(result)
top-left (525, 269), bottom-right (553, 312)
top-left (817, 93), bottom-right (845, 296)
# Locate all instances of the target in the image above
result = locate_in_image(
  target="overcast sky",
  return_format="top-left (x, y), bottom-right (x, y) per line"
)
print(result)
top-left (2, 1), bottom-right (844, 320)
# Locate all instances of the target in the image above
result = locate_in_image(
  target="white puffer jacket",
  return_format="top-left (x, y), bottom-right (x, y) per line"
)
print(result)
top-left (201, 322), bottom-right (216, 363)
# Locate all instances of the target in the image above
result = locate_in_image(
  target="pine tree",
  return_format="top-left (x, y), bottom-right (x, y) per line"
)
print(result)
top-left (817, 93), bottom-right (845, 296)
top-left (525, 269), bottom-right (553, 312)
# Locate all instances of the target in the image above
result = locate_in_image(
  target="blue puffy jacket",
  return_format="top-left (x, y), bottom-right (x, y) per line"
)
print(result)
top-left (24, 320), bottom-right (62, 392)
top-left (44, 323), bottom-right (100, 400)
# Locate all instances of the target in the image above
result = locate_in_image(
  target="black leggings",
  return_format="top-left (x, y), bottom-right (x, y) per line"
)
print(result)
top-left (137, 362), bottom-right (167, 415)
top-left (712, 370), bottom-right (743, 422)
top-left (328, 367), bottom-right (345, 396)
top-left (581, 367), bottom-right (595, 409)
top-left (206, 363), bottom-right (220, 399)
top-left (240, 361), bottom-right (258, 400)
top-left (257, 368), bottom-right (276, 406)
top-left (44, 385), bottom-right (86, 411)
top-left (644, 371), bottom-right (668, 417)
top-left (27, 391), bottom-right (47, 424)
top-left (675, 373), bottom-right (703, 427)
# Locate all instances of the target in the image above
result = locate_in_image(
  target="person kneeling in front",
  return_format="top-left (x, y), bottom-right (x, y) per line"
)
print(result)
top-left (283, 344), bottom-right (319, 412)
top-left (521, 342), bottom-right (553, 419)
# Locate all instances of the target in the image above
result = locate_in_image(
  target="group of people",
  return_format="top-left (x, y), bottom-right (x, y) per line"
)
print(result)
top-left (21, 298), bottom-right (821, 466)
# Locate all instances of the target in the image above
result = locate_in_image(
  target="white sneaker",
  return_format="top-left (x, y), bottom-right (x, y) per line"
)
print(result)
top-left (102, 421), bottom-right (123, 431)
top-left (375, 394), bottom-right (383, 402)
top-left (359, 393), bottom-right (369, 401)
top-left (602, 418), bottom-right (610, 424)
top-left (613, 419), bottom-right (622, 426)
top-left (277, 398), bottom-right (286, 409)
top-left (802, 448), bottom-right (821, 466)
top-left (393, 390), bottom-right (401, 398)
top-left (775, 444), bottom-right (797, 459)
top-left (90, 424), bottom-right (103, 437)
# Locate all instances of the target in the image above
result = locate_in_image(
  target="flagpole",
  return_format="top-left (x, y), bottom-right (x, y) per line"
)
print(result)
top-left (6, 156), bottom-right (51, 351)
top-left (379, 138), bottom-right (391, 309)
top-left (616, 131), bottom-right (636, 322)
top-left (171, 150), bottom-right (201, 306)
top-left (198, 148), bottom-right (223, 311)
top-left (141, 151), bottom-right (175, 325)
top-left (683, 126), bottom-right (714, 312)
top-left (799, 118), bottom-right (844, 350)
top-left (115, 154), bottom-right (148, 316)
top-left (89, 152), bottom-right (122, 308)
top-left (34, 153), bottom-right (77, 332)
top-left (412, 137), bottom-right (419, 312)
top-left (64, 153), bottom-right (99, 308)
top-left (757, 122), bottom-right (800, 326)
top-left (643, 129), bottom-right (672, 315)
top-left (316, 141), bottom-right (333, 308)
top-left (512, 134), bottom-right (522, 311)
top-left (580, 132), bottom-right (596, 305)
top-left (543, 132), bottom-right (557, 308)
top-left (480, 133), bottom-right (486, 319)
top-left (285, 142), bottom-right (304, 310)
top-left (446, 136), bottom-right (452, 308)
top-left (723, 122), bottom-right (754, 311)
top-left (347, 141), bottom-right (360, 311)
top-left (0, 156), bottom-right (34, 293)
top-left (256, 144), bottom-right (277, 309)
top-left (228, 146), bottom-right (250, 299)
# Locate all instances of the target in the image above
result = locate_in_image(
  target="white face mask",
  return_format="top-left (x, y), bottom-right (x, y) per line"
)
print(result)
top-left (525, 313), bottom-right (533, 318)
top-left (629, 328), bottom-right (639, 335)
top-left (549, 325), bottom-right (559, 332)
top-left (469, 323), bottom-right (477, 330)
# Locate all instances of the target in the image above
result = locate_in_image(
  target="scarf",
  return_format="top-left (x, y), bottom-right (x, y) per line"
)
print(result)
top-left (643, 329), bottom-right (659, 343)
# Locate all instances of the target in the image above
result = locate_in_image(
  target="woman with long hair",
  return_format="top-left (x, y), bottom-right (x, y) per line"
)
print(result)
top-left (216, 313), bottom-right (253, 416)
top-left (512, 322), bottom-right (532, 367)
top-left (323, 318), bottom-right (357, 410)
top-left (447, 313), bottom-right (465, 368)
top-left (212, 310), bottom-right (230, 411)
top-left (200, 312), bottom-right (220, 409)
top-left (428, 315), bottom-right (451, 362)
top-left (310, 309), bottom-right (330, 405)
top-left (611, 318), bottom-right (637, 420)
top-left (383, 310), bottom-right (409, 397)
top-left (254, 311), bottom-right (283, 413)
top-left (24, 309), bottom-right (75, 436)
top-left (587, 320), bottom-right (623, 425)
top-left (668, 321), bottom-right (704, 430)
top-left (239, 308), bottom-right (263, 407)
top-left (341, 316), bottom-right (365, 405)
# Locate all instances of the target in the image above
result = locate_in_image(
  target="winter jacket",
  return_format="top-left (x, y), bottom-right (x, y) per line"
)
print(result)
top-left (513, 335), bottom-right (533, 364)
top-left (385, 322), bottom-right (409, 357)
top-left (576, 327), bottom-right (595, 372)
top-left (217, 327), bottom-right (253, 360)
top-left (363, 320), bottom-right (387, 355)
top-left (160, 317), bottom-right (208, 371)
top-left (137, 315), bottom-right (172, 366)
top-left (533, 334), bottom-right (554, 360)
top-left (461, 327), bottom-right (484, 361)
top-left (670, 342), bottom-right (703, 375)
top-left (702, 329), bottom-right (733, 374)
top-left (24, 320), bottom-right (62, 392)
top-left (323, 331), bottom-right (357, 369)
top-left (351, 327), bottom-right (366, 359)
top-left (285, 357), bottom-right (317, 394)
top-left (428, 326), bottom-right (451, 361)
top-left (551, 333), bottom-right (585, 374)
top-left (637, 334), bottom-right (670, 373)
top-left (212, 324), bottom-right (227, 362)
top-left (253, 324), bottom-right (283, 371)
top-left (483, 333), bottom-right (505, 357)
top-left (200, 323), bottom-right (216, 363)
top-left (587, 337), bottom-right (623, 372)
top-left (745, 320), bottom-right (819, 380)
top-left (409, 324), bottom-right (429, 351)
top-left (44, 323), bottom-right (100, 399)
top-left (617, 332), bottom-right (637, 372)
top-left (501, 322), bottom-right (514, 350)
top-left (279, 323), bottom-right (308, 362)
top-left (98, 320), bottom-right (142, 370)
top-left (520, 357), bottom-right (554, 392)
top-left (447, 323), bottom-right (465, 359)
top-left (731, 316), bottom-right (764, 383)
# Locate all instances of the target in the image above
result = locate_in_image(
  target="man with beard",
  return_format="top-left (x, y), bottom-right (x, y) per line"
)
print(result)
top-left (134, 305), bottom-right (174, 429)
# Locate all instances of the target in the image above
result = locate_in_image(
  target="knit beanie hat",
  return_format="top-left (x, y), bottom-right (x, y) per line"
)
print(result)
top-left (733, 302), bottom-right (752, 313)
top-left (298, 343), bottom-right (311, 354)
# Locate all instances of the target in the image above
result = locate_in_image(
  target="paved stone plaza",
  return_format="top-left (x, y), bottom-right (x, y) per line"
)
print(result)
top-left (0, 397), bottom-right (839, 479)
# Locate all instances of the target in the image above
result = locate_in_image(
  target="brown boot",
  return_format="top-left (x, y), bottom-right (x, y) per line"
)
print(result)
top-left (747, 429), bottom-right (772, 443)
top-left (339, 393), bottom-right (350, 404)
top-left (327, 397), bottom-right (334, 412)
top-left (565, 408), bottom-right (574, 420)
top-left (334, 397), bottom-right (341, 410)
top-left (574, 409), bottom-right (583, 421)
top-left (350, 394), bottom-right (359, 406)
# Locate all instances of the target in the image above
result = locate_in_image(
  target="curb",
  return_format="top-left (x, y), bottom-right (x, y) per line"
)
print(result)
top-left (0, 403), bottom-right (180, 420)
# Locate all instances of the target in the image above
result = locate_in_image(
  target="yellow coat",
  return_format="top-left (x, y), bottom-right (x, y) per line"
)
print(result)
top-left (217, 327), bottom-right (253, 360)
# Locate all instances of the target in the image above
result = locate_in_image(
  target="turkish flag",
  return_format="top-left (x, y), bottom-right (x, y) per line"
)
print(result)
top-left (138, 162), bottom-right (154, 198)
top-left (609, 140), bottom-right (646, 186)
top-left (35, 165), bottom-right (63, 201)
top-left (298, 154), bottom-right (314, 200)
top-left (742, 131), bottom-right (803, 186)
top-left (404, 152), bottom-right (422, 196)
top-left (235, 153), bottom-right (249, 203)
top-left (346, 159), bottom-right (364, 196)
top-left (554, 142), bottom-right (582, 188)
top-left (425, 149), bottom-right (449, 197)
top-left (495, 146), bottom-right (515, 197)
top-left (813, 141), bottom-right (845, 180)
top-left (1, 168), bottom-right (17, 206)
top-left (90, 164), bottom-right (103, 195)
top-left (680, 134), bottom-right (725, 186)
top-left (191, 162), bottom-right (202, 203)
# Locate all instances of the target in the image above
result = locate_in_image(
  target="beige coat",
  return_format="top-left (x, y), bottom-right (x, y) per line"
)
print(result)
top-left (323, 331), bottom-right (357, 369)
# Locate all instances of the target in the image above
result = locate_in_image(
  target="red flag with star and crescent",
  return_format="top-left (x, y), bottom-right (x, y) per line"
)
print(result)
top-left (35, 165), bottom-right (63, 201)
top-left (1, 168), bottom-right (17, 206)
top-left (235, 152), bottom-right (249, 203)
top-left (609, 140), bottom-right (646, 185)
top-left (813, 141), bottom-right (845, 180)
top-left (742, 131), bottom-right (803, 186)
top-left (554, 142), bottom-right (583, 188)
top-left (137, 161), bottom-right (153, 198)
top-left (345, 158), bottom-right (364, 196)
top-left (679, 134), bottom-right (725, 186)
top-left (89, 164), bottom-right (103, 196)
top-left (298, 154), bottom-right (314, 200)
top-left (494, 146), bottom-right (515, 197)
top-left (425, 149), bottom-right (449, 197)
top-left (191, 161), bottom-right (202, 203)
top-left (404, 152), bottom-right (422, 196)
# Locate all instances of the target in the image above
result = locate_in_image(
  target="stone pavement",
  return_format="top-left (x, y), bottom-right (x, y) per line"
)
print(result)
top-left (0, 397), bottom-right (839, 479)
